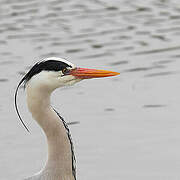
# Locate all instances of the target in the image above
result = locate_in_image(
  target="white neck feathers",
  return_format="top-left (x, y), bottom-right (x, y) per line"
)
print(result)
top-left (25, 81), bottom-right (75, 180)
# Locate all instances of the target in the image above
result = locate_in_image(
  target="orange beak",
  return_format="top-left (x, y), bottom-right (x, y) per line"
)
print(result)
top-left (70, 68), bottom-right (120, 79)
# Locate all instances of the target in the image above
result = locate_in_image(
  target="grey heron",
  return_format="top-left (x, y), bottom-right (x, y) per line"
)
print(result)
top-left (15, 57), bottom-right (120, 180)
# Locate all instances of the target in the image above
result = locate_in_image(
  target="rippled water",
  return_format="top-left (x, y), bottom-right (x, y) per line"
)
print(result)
top-left (1, 0), bottom-right (180, 179)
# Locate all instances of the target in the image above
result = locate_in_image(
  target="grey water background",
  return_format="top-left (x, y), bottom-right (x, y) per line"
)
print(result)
top-left (0, 0), bottom-right (180, 179)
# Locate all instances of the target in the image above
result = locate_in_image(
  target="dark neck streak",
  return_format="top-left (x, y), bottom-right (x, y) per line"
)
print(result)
top-left (26, 85), bottom-right (76, 180)
top-left (54, 109), bottom-right (76, 180)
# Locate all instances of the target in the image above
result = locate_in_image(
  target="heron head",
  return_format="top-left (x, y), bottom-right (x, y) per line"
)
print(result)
top-left (24, 57), bottom-right (119, 92)
top-left (15, 57), bottom-right (120, 132)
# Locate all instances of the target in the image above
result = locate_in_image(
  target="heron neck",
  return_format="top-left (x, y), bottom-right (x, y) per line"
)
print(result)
top-left (26, 86), bottom-right (74, 180)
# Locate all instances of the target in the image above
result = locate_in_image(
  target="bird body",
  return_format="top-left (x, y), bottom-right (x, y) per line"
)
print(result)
top-left (15, 57), bottom-right (119, 180)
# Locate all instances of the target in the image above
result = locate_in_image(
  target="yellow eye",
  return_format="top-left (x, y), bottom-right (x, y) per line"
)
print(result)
top-left (62, 68), bottom-right (69, 75)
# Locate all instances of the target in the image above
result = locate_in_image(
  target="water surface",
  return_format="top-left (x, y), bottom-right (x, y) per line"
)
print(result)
top-left (0, 0), bottom-right (180, 179)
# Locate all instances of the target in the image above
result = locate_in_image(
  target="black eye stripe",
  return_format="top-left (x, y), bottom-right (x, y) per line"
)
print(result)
top-left (23, 60), bottom-right (72, 83)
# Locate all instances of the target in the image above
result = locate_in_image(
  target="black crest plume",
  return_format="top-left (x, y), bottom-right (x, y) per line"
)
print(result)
top-left (14, 75), bottom-right (30, 132)
top-left (14, 60), bottom-right (72, 132)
